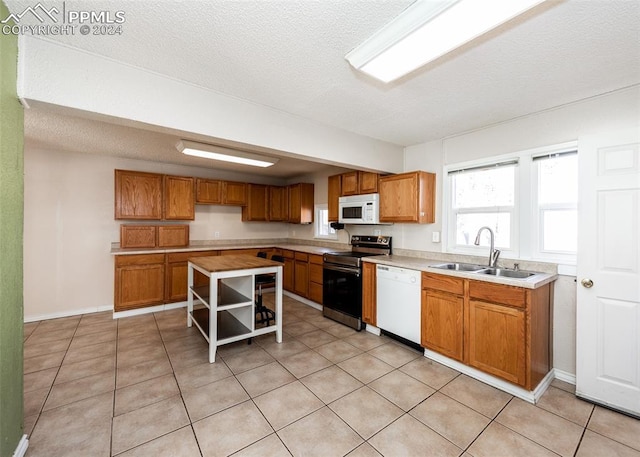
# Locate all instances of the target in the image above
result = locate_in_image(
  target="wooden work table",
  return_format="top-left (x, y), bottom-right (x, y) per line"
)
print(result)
top-left (187, 254), bottom-right (283, 362)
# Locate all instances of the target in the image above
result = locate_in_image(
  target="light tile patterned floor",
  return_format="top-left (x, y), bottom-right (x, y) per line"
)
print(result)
top-left (22, 294), bottom-right (640, 457)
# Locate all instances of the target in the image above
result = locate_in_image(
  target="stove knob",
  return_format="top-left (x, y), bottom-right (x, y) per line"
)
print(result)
top-left (381, 238), bottom-right (387, 243)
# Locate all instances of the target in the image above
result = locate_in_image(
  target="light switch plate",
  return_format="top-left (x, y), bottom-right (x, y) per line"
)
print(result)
top-left (432, 231), bottom-right (440, 243)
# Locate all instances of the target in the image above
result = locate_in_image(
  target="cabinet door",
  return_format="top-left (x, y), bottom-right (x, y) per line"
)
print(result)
top-left (120, 225), bottom-right (157, 248)
top-left (223, 181), bottom-right (247, 205)
top-left (165, 251), bottom-right (213, 303)
top-left (468, 299), bottom-right (526, 386)
top-left (358, 171), bottom-right (378, 194)
top-left (269, 186), bottom-right (289, 222)
top-left (379, 171), bottom-right (435, 223)
top-left (242, 184), bottom-right (269, 221)
top-left (196, 178), bottom-right (222, 204)
top-left (283, 255), bottom-right (295, 292)
top-left (157, 225), bottom-right (189, 247)
top-left (163, 176), bottom-right (195, 220)
top-left (115, 170), bottom-right (163, 220)
top-left (294, 260), bottom-right (309, 297)
top-left (341, 172), bottom-right (358, 196)
top-left (327, 174), bottom-right (341, 222)
top-left (308, 255), bottom-right (323, 304)
top-left (115, 254), bottom-right (165, 311)
top-left (422, 289), bottom-right (464, 361)
top-left (288, 183), bottom-right (314, 224)
top-left (362, 262), bottom-right (376, 325)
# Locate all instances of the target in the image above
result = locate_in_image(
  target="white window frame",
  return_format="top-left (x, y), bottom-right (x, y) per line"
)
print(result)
top-left (314, 204), bottom-right (338, 240)
top-left (443, 141), bottom-right (578, 266)
top-left (448, 160), bottom-right (519, 258)
top-left (531, 151), bottom-right (578, 263)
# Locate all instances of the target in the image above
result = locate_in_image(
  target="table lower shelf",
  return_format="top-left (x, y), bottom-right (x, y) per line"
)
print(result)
top-left (191, 307), bottom-right (252, 343)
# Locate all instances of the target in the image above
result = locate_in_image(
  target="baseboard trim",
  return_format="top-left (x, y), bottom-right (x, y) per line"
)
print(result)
top-left (553, 368), bottom-right (576, 385)
top-left (365, 324), bottom-right (381, 336)
top-left (13, 435), bottom-right (28, 457)
top-left (24, 305), bottom-right (112, 323)
top-left (112, 301), bottom-right (187, 319)
top-left (282, 291), bottom-right (322, 311)
top-left (423, 349), bottom-right (553, 404)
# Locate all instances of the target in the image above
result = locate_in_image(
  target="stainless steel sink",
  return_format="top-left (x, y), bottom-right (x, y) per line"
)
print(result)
top-left (430, 263), bottom-right (488, 272)
top-left (476, 268), bottom-right (535, 278)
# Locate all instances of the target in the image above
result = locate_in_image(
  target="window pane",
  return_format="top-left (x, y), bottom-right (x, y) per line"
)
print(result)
top-left (315, 207), bottom-right (336, 238)
top-left (542, 209), bottom-right (577, 252)
top-left (538, 154), bottom-right (578, 204)
top-left (453, 166), bottom-right (515, 208)
top-left (455, 213), bottom-right (511, 248)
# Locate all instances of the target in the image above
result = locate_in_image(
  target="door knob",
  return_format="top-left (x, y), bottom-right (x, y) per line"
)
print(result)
top-left (581, 278), bottom-right (594, 288)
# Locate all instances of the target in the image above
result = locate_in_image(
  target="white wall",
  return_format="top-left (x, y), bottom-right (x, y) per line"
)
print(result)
top-left (401, 86), bottom-right (640, 376)
top-left (23, 148), bottom-right (299, 320)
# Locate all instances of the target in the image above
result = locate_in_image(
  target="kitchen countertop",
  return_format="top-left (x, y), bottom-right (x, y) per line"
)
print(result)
top-left (363, 255), bottom-right (557, 289)
top-left (111, 242), bottom-right (557, 289)
top-left (110, 243), bottom-right (338, 256)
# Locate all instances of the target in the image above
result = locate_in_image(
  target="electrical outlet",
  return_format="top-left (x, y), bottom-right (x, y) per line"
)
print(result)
top-left (214, 231), bottom-right (220, 239)
top-left (432, 231), bottom-right (440, 243)
top-left (373, 229), bottom-right (382, 236)
top-left (292, 230), bottom-right (296, 237)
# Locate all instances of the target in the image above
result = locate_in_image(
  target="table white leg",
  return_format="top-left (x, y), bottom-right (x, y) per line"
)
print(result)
top-left (187, 262), bottom-right (193, 328)
top-left (209, 275), bottom-right (218, 363)
top-left (276, 266), bottom-right (283, 344)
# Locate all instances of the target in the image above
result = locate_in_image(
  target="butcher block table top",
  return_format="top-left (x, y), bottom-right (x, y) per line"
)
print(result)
top-left (189, 254), bottom-right (283, 273)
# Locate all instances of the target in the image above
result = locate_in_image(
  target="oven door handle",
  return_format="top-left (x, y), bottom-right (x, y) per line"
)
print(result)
top-left (323, 264), bottom-right (361, 276)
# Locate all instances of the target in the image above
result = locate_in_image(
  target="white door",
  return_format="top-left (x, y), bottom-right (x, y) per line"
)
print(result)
top-left (576, 127), bottom-right (640, 417)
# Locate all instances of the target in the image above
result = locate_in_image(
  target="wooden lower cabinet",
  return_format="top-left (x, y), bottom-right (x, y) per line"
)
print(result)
top-left (294, 252), bottom-right (309, 297)
top-left (115, 254), bottom-right (165, 311)
top-left (422, 289), bottom-right (464, 362)
top-left (421, 273), bottom-right (551, 390)
top-left (165, 251), bottom-right (216, 303)
top-left (468, 299), bottom-right (526, 386)
top-left (282, 250), bottom-right (295, 292)
top-left (362, 262), bottom-right (376, 325)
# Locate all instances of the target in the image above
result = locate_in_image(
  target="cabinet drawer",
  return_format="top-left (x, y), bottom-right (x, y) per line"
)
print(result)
top-left (309, 263), bottom-right (323, 284)
top-left (309, 254), bottom-right (323, 265)
top-left (295, 252), bottom-right (309, 262)
top-left (115, 254), bottom-right (165, 267)
top-left (166, 250), bottom-right (217, 263)
top-left (469, 280), bottom-right (526, 308)
top-left (282, 250), bottom-right (295, 259)
top-left (422, 272), bottom-right (464, 295)
top-left (120, 225), bottom-right (157, 248)
top-left (158, 225), bottom-right (189, 247)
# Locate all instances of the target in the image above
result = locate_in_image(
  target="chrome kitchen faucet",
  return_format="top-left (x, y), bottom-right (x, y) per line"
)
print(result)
top-left (474, 226), bottom-right (501, 267)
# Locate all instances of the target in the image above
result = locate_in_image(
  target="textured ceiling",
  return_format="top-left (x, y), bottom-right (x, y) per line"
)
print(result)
top-left (7, 0), bottom-right (640, 176)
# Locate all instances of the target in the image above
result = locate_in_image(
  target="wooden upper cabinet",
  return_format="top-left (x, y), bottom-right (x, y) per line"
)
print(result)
top-left (358, 171), bottom-right (379, 194)
top-left (339, 171), bottom-right (379, 197)
top-left (223, 181), bottom-right (247, 205)
top-left (242, 184), bottom-right (269, 221)
top-left (288, 183), bottom-right (314, 224)
top-left (269, 186), bottom-right (289, 222)
top-left (341, 172), bottom-right (359, 196)
top-left (163, 175), bottom-right (195, 220)
top-left (379, 171), bottom-right (435, 223)
top-left (195, 179), bottom-right (247, 206)
top-left (115, 170), bottom-right (194, 221)
top-left (115, 170), bottom-right (163, 220)
top-left (195, 178), bottom-right (222, 204)
top-left (327, 174), bottom-right (341, 222)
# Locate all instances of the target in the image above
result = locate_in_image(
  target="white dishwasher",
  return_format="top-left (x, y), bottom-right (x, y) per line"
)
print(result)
top-left (376, 264), bottom-right (422, 344)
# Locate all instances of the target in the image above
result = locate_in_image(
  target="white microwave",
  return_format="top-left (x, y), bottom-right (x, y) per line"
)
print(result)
top-left (339, 193), bottom-right (381, 224)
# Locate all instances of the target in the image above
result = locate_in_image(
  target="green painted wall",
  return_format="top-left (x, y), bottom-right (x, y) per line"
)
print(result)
top-left (0, 1), bottom-right (25, 456)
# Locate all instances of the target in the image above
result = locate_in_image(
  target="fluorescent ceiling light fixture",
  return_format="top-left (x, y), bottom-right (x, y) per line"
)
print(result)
top-left (346, 0), bottom-right (546, 83)
top-left (177, 140), bottom-right (279, 168)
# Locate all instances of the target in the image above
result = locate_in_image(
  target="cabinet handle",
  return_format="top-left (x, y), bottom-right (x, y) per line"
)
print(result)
top-left (581, 278), bottom-right (594, 288)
